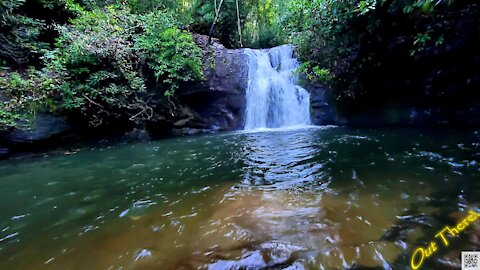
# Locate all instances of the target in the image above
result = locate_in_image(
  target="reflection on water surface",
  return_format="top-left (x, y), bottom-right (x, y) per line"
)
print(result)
top-left (0, 127), bottom-right (479, 269)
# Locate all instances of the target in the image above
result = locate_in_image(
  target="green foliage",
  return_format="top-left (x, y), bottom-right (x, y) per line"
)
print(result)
top-left (0, 0), bottom-right (47, 65)
top-left (135, 11), bottom-right (204, 95)
top-left (44, 6), bottom-right (146, 125)
top-left (190, 0), bottom-right (287, 48)
top-left (297, 62), bottom-right (332, 83)
top-left (355, 0), bottom-right (377, 15)
top-left (0, 0), bottom-right (70, 66)
top-left (0, 69), bottom-right (55, 129)
top-left (312, 67), bottom-right (332, 83)
top-left (410, 31), bottom-right (432, 56)
top-left (0, 4), bottom-right (204, 129)
top-left (402, 0), bottom-right (453, 14)
top-left (71, 0), bottom-right (185, 15)
top-left (283, 0), bottom-right (357, 68)
top-left (282, 0), bottom-right (459, 101)
top-left (128, 0), bottom-right (182, 14)
top-left (41, 6), bottom-right (203, 126)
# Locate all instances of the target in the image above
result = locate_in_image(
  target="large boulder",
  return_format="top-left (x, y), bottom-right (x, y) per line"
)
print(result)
top-left (301, 79), bottom-right (338, 126)
top-left (0, 141), bottom-right (9, 159)
top-left (179, 35), bottom-right (249, 130)
top-left (0, 113), bottom-right (73, 158)
top-left (9, 114), bottom-right (72, 143)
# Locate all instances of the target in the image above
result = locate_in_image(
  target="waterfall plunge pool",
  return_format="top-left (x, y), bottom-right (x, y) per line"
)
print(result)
top-left (0, 126), bottom-right (479, 269)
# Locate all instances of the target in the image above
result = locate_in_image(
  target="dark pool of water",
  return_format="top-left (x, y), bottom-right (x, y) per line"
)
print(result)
top-left (0, 126), bottom-right (479, 270)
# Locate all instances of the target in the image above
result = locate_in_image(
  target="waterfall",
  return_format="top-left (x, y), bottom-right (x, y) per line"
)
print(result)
top-left (243, 45), bottom-right (311, 130)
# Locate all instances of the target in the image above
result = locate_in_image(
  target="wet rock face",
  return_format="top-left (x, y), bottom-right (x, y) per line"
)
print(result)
top-left (0, 113), bottom-right (73, 159)
top-left (302, 79), bottom-right (337, 126)
top-left (171, 35), bottom-right (249, 133)
top-left (0, 146), bottom-right (8, 159)
top-left (336, 104), bottom-right (480, 127)
top-left (9, 114), bottom-right (72, 143)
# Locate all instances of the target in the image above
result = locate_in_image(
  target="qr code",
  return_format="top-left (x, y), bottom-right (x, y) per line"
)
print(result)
top-left (462, 251), bottom-right (480, 270)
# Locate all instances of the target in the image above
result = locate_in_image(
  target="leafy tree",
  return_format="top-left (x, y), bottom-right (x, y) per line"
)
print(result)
top-left (0, 69), bottom-right (55, 128)
top-left (281, 0), bottom-right (473, 106)
top-left (190, 0), bottom-right (287, 48)
top-left (45, 5), bottom-right (203, 126)
top-left (1, 0), bottom-right (47, 65)
top-left (0, 4), bottom-right (204, 129)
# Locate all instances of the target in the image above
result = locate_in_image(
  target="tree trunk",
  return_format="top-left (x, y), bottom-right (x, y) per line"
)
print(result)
top-left (208, 0), bottom-right (225, 45)
top-left (236, 0), bottom-right (243, 47)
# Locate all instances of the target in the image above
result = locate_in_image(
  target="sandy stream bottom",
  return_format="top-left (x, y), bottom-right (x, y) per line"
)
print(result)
top-left (7, 182), bottom-right (442, 270)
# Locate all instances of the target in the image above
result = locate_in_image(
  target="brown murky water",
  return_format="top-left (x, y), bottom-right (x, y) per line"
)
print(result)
top-left (0, 127), bottom-right (479, 269)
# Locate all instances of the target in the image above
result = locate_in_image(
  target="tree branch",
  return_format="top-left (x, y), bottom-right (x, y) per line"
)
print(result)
top-left (207, 0), bottom-right (225, 46)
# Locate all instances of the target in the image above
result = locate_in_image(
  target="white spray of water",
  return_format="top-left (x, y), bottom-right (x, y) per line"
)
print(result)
top-left (243, 45), bottom-right (311, 130)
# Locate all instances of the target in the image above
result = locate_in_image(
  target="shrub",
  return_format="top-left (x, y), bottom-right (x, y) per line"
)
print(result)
top-left (0, 68), bottom-right (55, 129)
top-left (135, 11), bottom-right (204, 96)
top-left (41, 5), bottom-right (203, 126)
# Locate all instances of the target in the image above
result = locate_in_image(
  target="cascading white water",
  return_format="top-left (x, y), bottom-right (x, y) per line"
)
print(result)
top-left (243, 45), bottom-right (311, 130)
